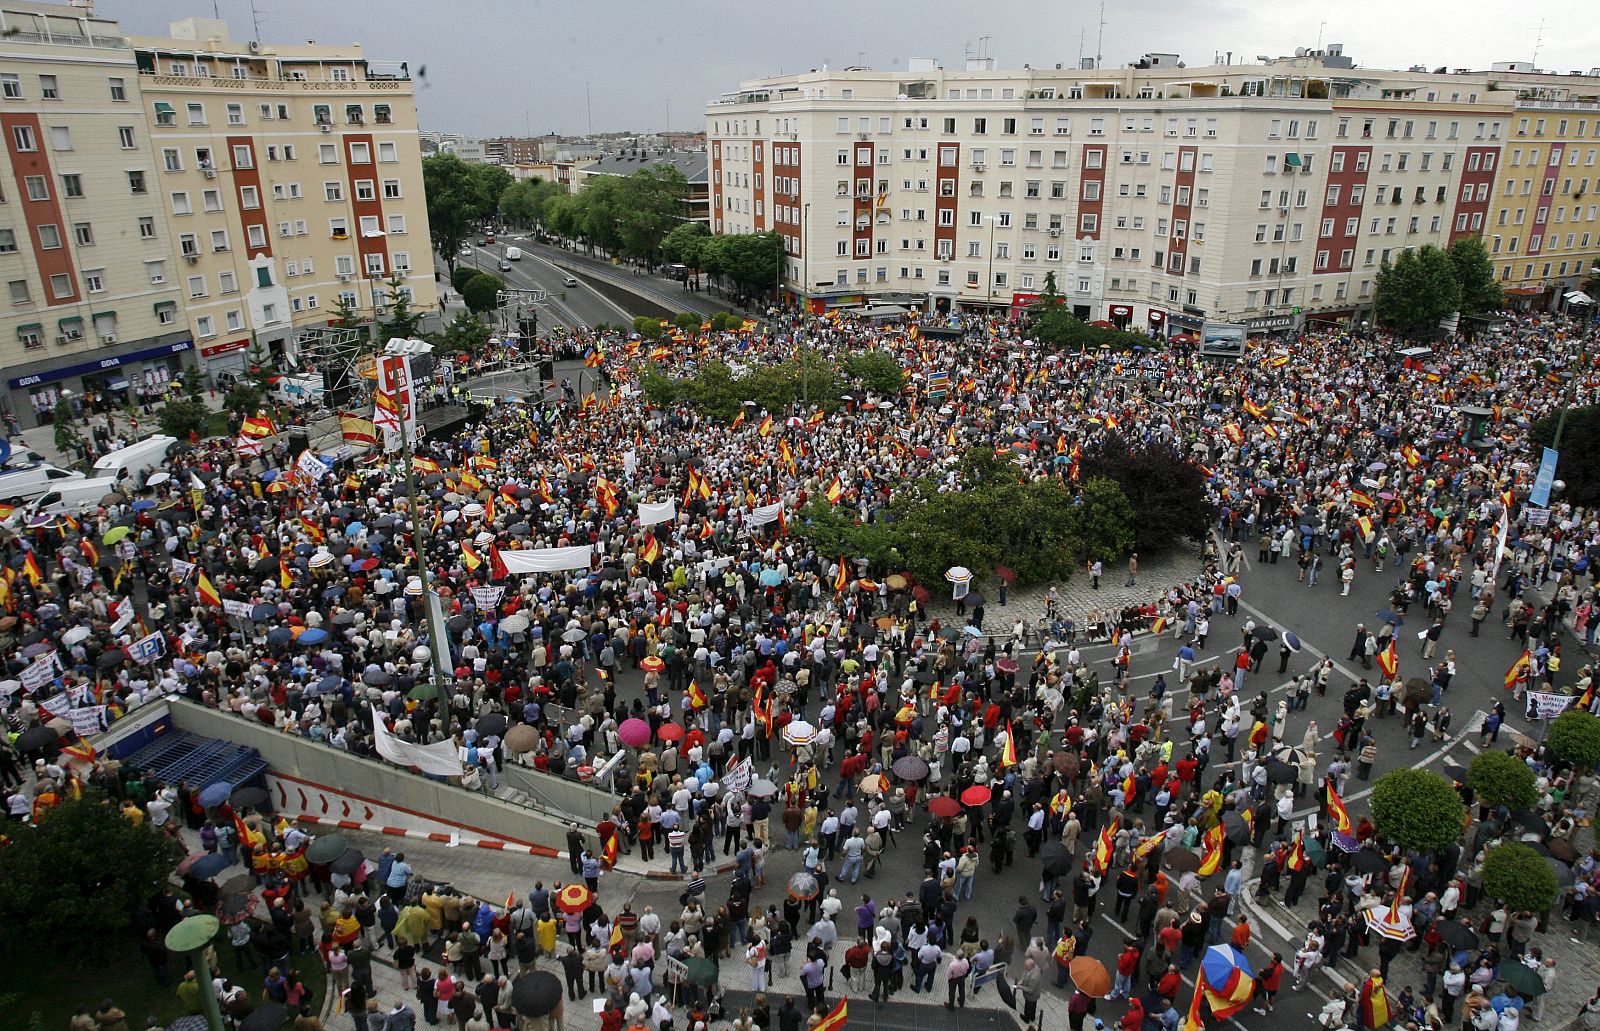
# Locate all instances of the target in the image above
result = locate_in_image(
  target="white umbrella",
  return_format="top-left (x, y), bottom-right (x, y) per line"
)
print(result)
top-left (500, 613), bottom-right (530, 634)
top-left (945, 566), bottom-right (973, 583)
top-left (783, 720), bottom-right (817, 745)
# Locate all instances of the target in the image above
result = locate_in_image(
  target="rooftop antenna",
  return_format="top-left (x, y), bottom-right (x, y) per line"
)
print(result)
top-left (977, 36), bottom-right (990, 60)
top-left (1078, 29), bottom-right (1085, 69)
top-left (586, 82), bottom-right (592, 134)
top-left (856, 50), bottom-right (867, 67)
top-left (665, 98), bottom-right (670, 131)
top-left (1531, 18), bottom-right (1545, 69)
top-left (1095, 0), bottom-right (1106, 68)
top-left (1316, 20), bottom-right (1326, 50)
top-left (248, 0), bottom-right (263, 43)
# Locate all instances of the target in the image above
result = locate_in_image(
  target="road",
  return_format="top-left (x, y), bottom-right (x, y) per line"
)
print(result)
top-left (454, 238), bottom-right (630, 331)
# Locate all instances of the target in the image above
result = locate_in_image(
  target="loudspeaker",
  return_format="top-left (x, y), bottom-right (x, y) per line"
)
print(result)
top-left (539, 359), bottom-right (555, 382)
top-left (287, 430), bottom-right (310, 456)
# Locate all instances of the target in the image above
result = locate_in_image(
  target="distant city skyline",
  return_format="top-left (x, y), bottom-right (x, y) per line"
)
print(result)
top-left (108, 0), bottom-right (1600, 138)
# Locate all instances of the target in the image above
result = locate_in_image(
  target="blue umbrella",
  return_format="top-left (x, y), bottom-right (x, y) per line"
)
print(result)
top-left (963, 625), bottom-right (982, 637)
top-left (1375, 610), bottom-right (1401, 625)
top-left (131, 499), bottom-right (158, 512)
top-left (321, 585), bottom-right (346, 600)
top-left (187, 852), bottom-right (231, 880)
top-left (293, 543), bottom-right (314, 556)
top-left (265, 627), bottom-right (292, 646)
top-left (198, 781), bottom-right (233, 807)
top-left (759, 569), bottom-right (783, 587)
top-left (345, 521), bottom-right (365, 536)
top-left (260, 469), bottom-right (278, 482)
top-left (297, 627), bottom-right (329, 646)
top-left (310, 674), bottom-right (341, 696)
top-left (1284, 632), bottom-right (1303, 653)
top-left (249, 604), bottom-right (275, 622)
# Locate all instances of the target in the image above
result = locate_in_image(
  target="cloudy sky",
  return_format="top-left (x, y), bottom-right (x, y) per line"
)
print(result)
top-left (110, 0), bottom-right (1597, 138)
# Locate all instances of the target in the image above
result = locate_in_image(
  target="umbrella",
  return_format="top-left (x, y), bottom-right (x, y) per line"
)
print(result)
top-left (266, 627), bottom-right (293, 647)
top-left (308, 675), bottom-right (342, 697)
top-left (230, 786), bottom-right (269, 809)
top-left (362, 668), bottom-right (392, 687)
top-left (1352, 849), bottom-right (1388, 874)
top-left (1442, 763), bottom-right (1471, 785)
top-left (15, 726), bottom-right (58, 752)
top-left (1165, 849), bottom-right (1203, 874)
top-left (198, 782), bottom-right (233, 808)
top-left (330, 848), bottom-right (364, 876)
top-left (1285, 632), bottom-right (1303, 652)
top-left (555, 883), bottom-right (593, 913)
top-left (655, 722), bottom-right (684, 742)
top-left (748, 778), bottom-right (779, 798)
top-left (994, 565), bottom-right (1017, 584)
top-left (407, 682), bottom-right (439, 702)
top-left (1302, 836), bottom-right (1328, 869)
top-left (217, 892), bottom-right (258, 925)
top-left (304, 833), bottom-right (349, 865)
top-left (186, 853), bottom-right (231, 880)
top-left (1069, 956), bottom-right (1112, 998)
top-left (510, 971), bottom-right (564, 1017)
top-left (1500, 962), bottom-right (1547, 998)
top-left (783, 720), bottom-right (816, 745)
top-left (176, 851), bottom-right (220, 877)
top-left (562, 627), bottom-right (587, 643)
top-left (1435, 920), bottom-right (1479, 952)
top-left (1547, 838), bottom-right (1579, 863)
top-left (640, 655), bottom-right (665, 673)
top-left (102, 525), bottom-right (130, 545)
top-left (928, 795), bottom-right (961, 818)
top-left (945, 566), bottom-right (972, 582)
top-left (860, 773), bottom-right (889, 796)
top-left (499, 613), bottom-right (530, 634)
top-left (885, 574), bottom-right (908, 590)
top-left (250, 604), bottom-right (276, 622)
top-left (476, 714), bottom-right (509, 738)
top-left (1364, 906), bottom-right (1417, 941)
top-left (617, 718), bottom-right (651, 748)
top-left (504, 724), bottom-right (540, 753)
top-left (1544, 855), bottom-right (1575, 889)
top-left (1040, 840), bottom-right (1070, 877)
top-left (297, 627), bottom-right (329, 646)
top-left (1375, 610), bottom-right (1401, 626)
top-left (1509, 810), bottom-right (1548, 837)
top-left (960, 784), bottom-right (992, 807)
top-left (96, 651), bottom-right (126, 670)
top-left (1331, 831), bottom-right (1361, 853)
top-left (1221, 810), bottom-right (1252, 843)
top-left (893, 755), bottom-right (931, 781)
top-left (966, 592), bottom-right (986, 610)
top-left (1264, 759), bottom-right (1299, 785)
top-left (239, 1004), bottom-right (287, 1031)
top-left (996, 656), bottom-right (1020, 674)
top-left (787, 870), bottom-right (821, 900)
top-left (1200, 944), bottom-right (1256, 988)
top-left (759, 569), bottom-right (783, 587)
top-left (686, 957), bottom-right (718, 987)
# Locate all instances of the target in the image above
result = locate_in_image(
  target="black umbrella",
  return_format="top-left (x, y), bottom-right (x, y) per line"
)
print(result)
top-left (1435, 920), bottom-right (1479, 952)
top-left (476, 714), bottom-right (509, 738)
top-left (238, 1003), bottom-right (287, 1031)
top-left (304, 833), bottom-right (349, 865)
top-left (966, 592), bottom-right (986, 610)
top-left (1222, 811), bottom-right (1252, 843)
top-left (1040, 840), bottom-right (1071, 877)
top-left (912, 669), bottom-right (939, 685)
top-left (330, 848), bottom-right (365, 875)
top-left (1545, 855), bottom-right (1575, 889)
top-left (1510, 810), bottom-right (1549, 837)
top-left (15, 725), bottom-right (59, 752)
top-left (1254, 626), bottom-right (1280, 642)
top-left (1442, 763), bottom-right (1470, 784)
top-left (1352, 849), bottom-right (1388, 874)
top-left (510, 970), bottom-right (563, 1017)
top-left (892, 755), bottom-right (931, 781)
top-left (1264, 758), bottom-right (1299, 785)
top-left (230, 786), bottom-right (269, 809)
top-left (97, 650), bottom-right (126, 670)
top-left (447, 614), bottom-right (470, 633)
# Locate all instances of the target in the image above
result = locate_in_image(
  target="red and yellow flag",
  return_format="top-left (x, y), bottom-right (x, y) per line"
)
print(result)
top-left (196, 571), bottom-right (222, 607)
top-left (22, 552), bottom-right (43, 586)
top-left (686, 680), bottom-right (708, 710)
top-left (1197, 822), bottom-right (1225, 876)
top-left (1092, 816), bottom-right (1119, 874)
top-left (813, 997), bottom-right (847, 1031)
top-left (1376, 638), bottom-right (1398, 678)
top-left (1504, 650), bottom-right (1531, 691)
top-left (639, 534), bottom-right (661, 565)
top-left (460, 541), bottom-right (483, 571)
top-left (758, 415), bottom-right (774, 437)
top-left (1326, 780), bottom-right (1353, 835)
top-left (999, 720), bottom-right (1018, 768)
top-left (825, 476), bottom-right (843, 505)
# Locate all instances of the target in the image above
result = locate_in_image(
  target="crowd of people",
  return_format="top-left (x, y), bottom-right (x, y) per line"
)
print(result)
top-left (5, 304), bottom-right (1600, 1031)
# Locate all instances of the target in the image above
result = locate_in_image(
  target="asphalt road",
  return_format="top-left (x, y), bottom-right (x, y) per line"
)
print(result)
top-left (455, 238), bottom-right (632, 331)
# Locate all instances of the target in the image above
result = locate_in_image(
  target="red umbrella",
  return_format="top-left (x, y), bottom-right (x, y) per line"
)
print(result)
top-left (640, 656), bottom-right (665, 673)
top-left (928, 795), bottom-right (961, 818)
top-left (913, 446), bottom-right (931, 458)
top-left (994, 565), bottom-right (1017, 584)
top-left (555, 883), bottom-right (594, 913)
top-left (960, 785), bottom-right (993, 807)
top-left (912, 585), bottom-right (931, 604)
top-left (656, 722), bottom-right (684, 742)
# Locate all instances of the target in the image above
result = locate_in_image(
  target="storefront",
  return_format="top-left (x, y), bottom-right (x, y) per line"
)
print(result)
top-left (1147, 309), bottom-right (1166, 335)
top-left (199, 337), bottom-right (251, 383)
top-left (1107, 304), bottom-right (1134, 332)
top-left (1245, 313), bottom-right (1298, 336)
top-left (6, 337), bottom-right (194, 429)
top-left (1166, 310), bottom-right (1204, 337)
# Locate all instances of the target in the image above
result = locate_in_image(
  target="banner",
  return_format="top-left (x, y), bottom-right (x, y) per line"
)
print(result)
top-left (340, 411), bottom-right (378, 446)
top-left (127, 631), bottom-right (166, 665)
top-left (376, 354), bottom-right (419, 444)
top-left (20, 653), bottom-right (59, 693)
top-left (1525, 691), bottom-right (1577, 720)
top-left (223, 599), bottom-right (254, 621)
top-left (169, 558), bottom-right (196, 583)
top-left (638, 499), bottom-right (677, 527)
top-left (69, 705), bottom-right (106, 737)
top-left (746, 502), bottom-right (783, 527)
top-left (370, 704), bottom-right (464, 777)
top-left (426, 588), bottom-right (453, 683)
top-left (39, 692), bottom-right (71, 717)
top-left (1530, 447), bottom-right (1559, 507)
top-left (470, 586), bottom-right (506, 612)
top-left (296, 449), bottom-right (329, 482)
top-left (722, 757), bottom-right (752, 795)
top-left (498, 546), bottom-right (595, 574)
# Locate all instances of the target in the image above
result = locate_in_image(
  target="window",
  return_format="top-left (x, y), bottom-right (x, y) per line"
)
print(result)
top-left (378, 141), bottom-right (398, 163)
top-left (387, 213), bottom-right (407, 234)
top-left (58, 173), bottom-right (82, 199)
top-left (10, 125), bottom-right (34, 152)
top-left (8, 280), bottom-right (29, 305)
top-left (241, 185), bottom-right (260, 209)
top-left (196, 315), bottom-right (214, 338)
top-left (155, 302), bottom-right (176, 325)
top-left (329, 218), bottom-right (348, 239)
top-left (355, 179), bottom-right (376, 201)
top-left (0, 74), bottom-right (20, 99)
top-left (49, 125), bottom-right (70, 151)
top-left (37, 74), bottom-right (57, 99)
top-left (218, 270), bottom-right (236, 294)
top-left (73, 222), bottom-right (92, 246)
top-left (319, 143), bottom-right (337, 164)
top-left (36, 224), bottom-right (60, 249)
top-left (203, 189), bottom-right (222, 212)
top-left (186, 102), bottom-right (205, 126)
top-left (170, 192), bottom-right (191, 215)
top-left (382, 179), bottom-right (402, 200)
top-left (348, 142), bottom-right (371, 164)
top-left (1080, 214), bottom-right (1098, 232)
top-left (127, 170), bottom-right (146, 194)
top-left (232, 144), bottom-right (253, 168)
top-left (187, 275), bottom-right (206, 298)
top-left (49, 273), bottom-right (72, 299)
top-left (83, 269), bottom-right (104, 294)
top-left (210, 229), bottom-right (229, 252)
top-left (324, 181), bottom-right (344, 202)
top-left (392, 251), bottom-right (410, 273)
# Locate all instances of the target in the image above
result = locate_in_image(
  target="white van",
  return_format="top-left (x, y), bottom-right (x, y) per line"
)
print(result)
top-left (21, 475), bottom-right (122, 521)
top-left (505, 246), bottom-right (523, 261)
top-left (0, 462), bottom-right (85, 504)
top-left (270, 375), bottom-right (325, 406)
top-left (93, 434), bottom-right (177, 483)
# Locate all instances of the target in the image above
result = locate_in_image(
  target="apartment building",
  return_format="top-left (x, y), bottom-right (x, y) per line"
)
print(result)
top-left (0, 2), bottom-right (191, 425)
top-left (129, 16), bottom-right (434, 382)
top-left (1485, 94), bottom-right (1600, 309)
top-left (708, 51), bottom-right (1595, 333)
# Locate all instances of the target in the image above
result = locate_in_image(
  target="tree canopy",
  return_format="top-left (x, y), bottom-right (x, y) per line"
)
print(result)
top-left (460, 272), bottom-right (503, 314)
top-left (422, 155), bottom-right (511, 268)
top-left (1529, 407), bottom-right (1600, 504)
top-left (1480, 841), bottom-right (1561, 912)
top-left (1077, 432), bottom-right (1211, 554)
top-left (1545, 709), bottom-right (1600, 766)
top-left (1448, 236), bottom-right (1504, 316)
top-left (1374, 245), bottom-right (1464, 337)
top-left (1466, 750), bottom-right (1538, 809)
top-left (661, 222), bottom-right (711, 268)
top-left (498, 178), bottom-right (564, 230)
top-left (1371, 767), bottom-right (1466, 852)
top-left (702, 232), bottom-right (784, 304)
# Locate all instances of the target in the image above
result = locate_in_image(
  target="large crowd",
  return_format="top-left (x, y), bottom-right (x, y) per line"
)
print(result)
top-left (5, 305), bottom-right (1600, 1031)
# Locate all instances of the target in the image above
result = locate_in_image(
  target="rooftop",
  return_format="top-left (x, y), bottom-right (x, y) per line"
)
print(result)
top-left (580, 150), bottom-right (708, 184)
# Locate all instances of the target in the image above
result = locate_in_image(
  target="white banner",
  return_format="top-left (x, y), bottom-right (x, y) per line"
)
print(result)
top-left (69, 705), bottom-right (106, 737)
top-left (296, 449), bottom-right (329, 481)
top-left (498, 545), bottom-right (595, 574)
top-left (638, 499), bottom-right (677, 527)
top-left (370, 704), bottom-right (464, 777)
top-left (722, 757), bottom-right (752, 795)
top-left (20, 653), bottom-right (59, 694)
top-left (223, 599), bottom-right (254, 621)
top-left (39, 692), bottom-right (71, 717)
top-left (169, 558), bottom-right (196, 583)
top-left (470, 586), bottom-right (506, 611)
top-left (746, 502), bottom-right (783, 527)
top-left (128, 631), bottom-right (166, 665)
top-left (1526, 691), bottom-right (1578, 720)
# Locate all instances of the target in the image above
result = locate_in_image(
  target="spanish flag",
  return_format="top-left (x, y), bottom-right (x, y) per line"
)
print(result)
top-left (460, 541), bottom-right (483, 571)
top-left (1092, 817), bottom-right (1119, 874)
top-left (730, 410), bottom-right (746, 431)
top-left (806, 410), bottom-right (825, 428)
top-left (1504, 649), bottom-right (1531, 691)
top-left (1197, 822), bottom-right (1225, 876)
top-left (1242, 397), bottom-right (1268, 419)
top-left (413, 456), bottom-right (441, 474)
top-left (22, 551), bottom-right (43, 586)
top-left (813, 997), bottom-right (847, 1031)
top-left (240, 414), bottom-right (277, 439)
top-left (639, 533), bottom-right (661, 565)
top-left (279, 555), bottom-right (295, 589)
top-left (1400, 444), bottom-right (1422, 468)
top-left (1151, 617), bottom-right (1167, 636)
top-left (79, 538), bottom-right (99, 568)
top-left (1350, 489), bottom-right (1376, 509)
top-left (1359, 975), bottom-right (1392, 1029)
top-left (825, 476), bottom-right (843, 505)
top-left (1376, 638), bottom-right (1398, 678)
top-left (1285, 830), bottom-right (1309, 872)
top-left (834, 556), bottom-right (849, 594)
top-left (758, 415), bottom-right (774, 437)
top-left (601, 833), bottom-right (619, 869)
top-left (686, 680), bottom-right (708, 710)
top-left (1000, 720), bottom-right (1018, 768)
top-left (946, 424), bottom-right (959, 447)
top-left (1221, 423), bottom-right (1243, 444)
top-left (1326, 780), bottom-right (1353, 835)
top-left (196, 571), bottom-right (222, 607)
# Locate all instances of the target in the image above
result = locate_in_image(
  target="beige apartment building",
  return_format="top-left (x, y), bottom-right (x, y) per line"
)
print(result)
top-left (708, 50), bottom-right (1598, 335)
top-left (0, 2), bottom-right (191, 425)
top-left (129, 17), bottom-right (434, 383)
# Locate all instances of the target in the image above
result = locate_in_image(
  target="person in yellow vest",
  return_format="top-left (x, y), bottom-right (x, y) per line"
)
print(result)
top-left (121, 799), bottom-right (146, 825)
top-left (536, 913), bottom-right (558, 955)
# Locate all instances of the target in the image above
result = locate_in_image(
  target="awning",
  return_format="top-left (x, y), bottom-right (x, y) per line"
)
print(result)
top-left (15, 321), bottom-right (40, 335)
top-left (57, 315), bottom-right (83, 327)
top-left (153, 102), bottom-right (174, 114)
top-left (153, 301), bottom-right (176, 313)
top-left (361, 229), bottom-right (387, 238)
top-left (1507, 286), bottom-right (1545, 296)
top-left (1284, 152), bottom-right (1303, 167)
top-left (1564, 290), bottom-right (1593, 304)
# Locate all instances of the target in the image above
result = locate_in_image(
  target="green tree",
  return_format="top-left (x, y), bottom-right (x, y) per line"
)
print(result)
top-left (1466, 750), bottom-right (1538, 809)
top-left (1371, 768), bottom-right (1466, 852)
top-left (615, 167), bottom-right (689, 266)
top-left (329, 292), bottom-right (362, 330)
top-left (1025, 270), bottom-right (1065, 326)
top-left (423, 154), bottom-right (502, 269)
top-left (222, 381), bottom-right (265, 421)
top-left (1374, 245), bottom-right (1462, 338)
top-left (435, 310), bottom-right (491, 356)
top-left (0, 797), bottom-right (175, 958)
top-left (499, 178), bottom-right (562, 229)
top-left (661, 221), bottom-right (711, 268)
top-left (460, 272), bottom-right (503, 314)
top-left (710, 231), bottom-right (783, 303)
top-left (52, 399), bottom-right (84, 465)
top-left (1546, 709), bottom-right (1600, 765)
top-left (844, 351), bottom-right (907, 397)
top-left (1077, 433), bottom-right (1211, 554)
top-left (639, 366), bottom-right (685, 408)
top-left (1480, 841), bottom-right (1561, 912)
top-left (673, 312), bottom-right (701, 335)
top-left (450, 265), bottom-right (480, 295)
top-left (377, 274), bottom-right (425, 340)
top-left (1065, 477), bottom-right (1138, 562)
top-left (1448, 236), bottom-right (1504, 315)
top-left (632, 315), bottom-right (663, 340)
top-left (686, 359), bottom-right (743, 422)
top-left (1530, 406), bottom-right (1600, 504)
top-left (157, 397), bottom-right (213, 440)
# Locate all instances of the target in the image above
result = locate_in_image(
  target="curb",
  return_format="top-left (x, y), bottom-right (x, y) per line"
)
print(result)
top-left (294, 814), bottom-right (557, 857)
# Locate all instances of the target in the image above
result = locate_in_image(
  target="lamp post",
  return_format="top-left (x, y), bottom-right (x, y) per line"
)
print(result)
top-left (166, 914), bottom-right (225, 1031)
top-left (802, 203), bottom-right (810, 316)
top-left (986, 215), bottom-right (999, 314)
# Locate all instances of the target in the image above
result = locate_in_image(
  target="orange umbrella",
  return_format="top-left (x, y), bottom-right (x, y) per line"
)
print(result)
top-left (640, 656), bottom-right (665, 673)
top-left (555, 883), bottom-right (594, 913)
top-left (1070, 956), bottom-right (1111, 997)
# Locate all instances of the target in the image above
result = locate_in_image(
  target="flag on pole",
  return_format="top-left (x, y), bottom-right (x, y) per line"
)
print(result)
top-left (1504, 650), bottom-right (1531, 691)
top-left (196, 571), bottom-right (222, 607)
top-left (602, 833), bottom-right (619, 869)
top-left (1092, 817), bottom-right (1119, 874)
top-left (1198, 823), bottom-right (1225, 876)
top-left (639, 534), bottom-right (661, 565)
top-left (1133, 828), bottom-right (1170, 864)
top-left (687, 681), bottom-right (708, 710)
top-left (758, 415), bottom-right (774, 437)
top-left (460, 542), bottom-right (483, 571)
top-left (834, 557), bottom-right (849, 594)
top-left (1326, 780), bottom-right (1353, 835)
top-left (826, 476), bottom-right (843, 504)
top-left (813, 997), bottom-right (847, 1031)
top-left (1376, 638), bottom-right (1398, 678)
top-left (22, 551), bottom-right (43, 586)
top-left (999, 720), bottom-right (1018, 768)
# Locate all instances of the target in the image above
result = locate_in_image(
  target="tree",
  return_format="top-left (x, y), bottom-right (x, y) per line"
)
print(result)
top-left (673, 312), bottom-right (702, 335)
top-left (460, 272), bottom-right (503, 315)
top-left (1065, 477), bottom-right (1138, 562)
top-left (844, 351), bottom-right (906, 397)
top-left (1480, 842), bottom-right (1561, 912)
top-left (499, 178), bottom-right (562, 229)
top-left (1546, 709), bottom-right (1600, 766)
top-left (1371, 768), bottom-right (1466, 852)
top-left (1466, 750), bottom-right (1538, 809)
top-left (434, 310), bottom-right (491, 356)
top-left (1448, 237), bottom-right (1504, 315)
top-left (222, 381), bottom-right (265, 422)
top-left (157, 397), bottom-right (213, 441)
top-left (329, 292), bottom-right (363, 330)
top-left (423, 154), bottom-right (497, 269)
top-left (1077, 432), bottom-right (1211, 554)
top-left (377, 274), bottom-right (425, 340)
top-left (615, 167), bottom-right (689, 266)
top-left (450, 265), bottom-right (480, 295)
top-left (52, 399), bottom-right (84, 465)
top-left (1530, 406), bottom-right (1600, 505)
top-left (632, 316), bottom-right (663, 340)
top-left (661, 221), bottom-right (711, 268)
top-left (1374, 245), bottom-right (1462, 338)
top-left (0, 797), bottom-right (175, 958)
top-left (708, 232), bottom-right (783, 303)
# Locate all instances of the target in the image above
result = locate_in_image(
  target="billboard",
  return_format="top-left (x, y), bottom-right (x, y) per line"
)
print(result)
top-left (1200, 321), bottom-right (1247, 360)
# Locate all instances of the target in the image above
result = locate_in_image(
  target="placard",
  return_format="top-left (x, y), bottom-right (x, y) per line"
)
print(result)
top-left (223, 599), bottom-right (254, 620)
top-left (470, 586), bottom-right (506, 611)
top-left (722, 757), bottom-right (752, 795)
top-left (70, 705), bottom-right (106, 737)
top-left (1525, 691), bottom-right (1577, 720)
top-left (20, 653), bottom-right (59, 693)
top-left (128, 631), bottom-right (167, 665)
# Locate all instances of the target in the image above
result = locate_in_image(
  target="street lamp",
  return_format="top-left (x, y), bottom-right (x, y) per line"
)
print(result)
top-left (166, 914), bottom-right (225, 1031)
top-left (986, 214), bottom-right (1000, 314)
top-left (802, 203), bottom-right (810, 315)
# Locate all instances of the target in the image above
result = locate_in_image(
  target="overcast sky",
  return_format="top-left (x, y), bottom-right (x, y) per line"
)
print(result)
top-left (108, 0), bottom-right (1599, 139)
